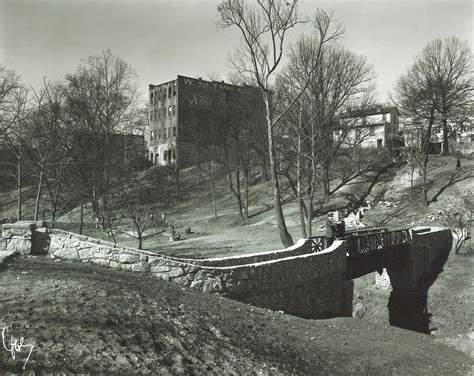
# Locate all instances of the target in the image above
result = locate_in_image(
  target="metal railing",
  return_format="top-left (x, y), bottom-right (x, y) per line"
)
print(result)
top-left (308, 228), bottom-right (411, 256)
top-left (308, 236), bottom-right (330, 253)
top-left (345, 229), bottom-right (411, 257)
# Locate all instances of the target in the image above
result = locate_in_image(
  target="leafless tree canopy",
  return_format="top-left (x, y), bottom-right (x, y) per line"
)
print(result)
top-left (218, 0), bottom-right (343, 247)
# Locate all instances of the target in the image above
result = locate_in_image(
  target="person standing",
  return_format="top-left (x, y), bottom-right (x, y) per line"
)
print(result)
top-left (325, 214), bottom-right (335, 247)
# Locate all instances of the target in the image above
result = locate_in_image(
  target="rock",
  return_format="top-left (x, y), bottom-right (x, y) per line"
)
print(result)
top-left (118, 253), bottom-right (140, 264)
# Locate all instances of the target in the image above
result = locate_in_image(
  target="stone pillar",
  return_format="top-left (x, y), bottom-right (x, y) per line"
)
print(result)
top-left (386, 227), bottom-right (452, 333)
top-left (1, 221), bottom-right (38, 256)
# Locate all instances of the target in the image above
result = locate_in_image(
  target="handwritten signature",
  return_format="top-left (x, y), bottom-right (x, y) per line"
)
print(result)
top-left (2, 325), bottom-right (34, 369)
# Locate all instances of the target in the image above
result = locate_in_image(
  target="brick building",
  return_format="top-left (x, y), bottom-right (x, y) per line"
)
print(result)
top-left (148, 75), bottom-right (264, 168)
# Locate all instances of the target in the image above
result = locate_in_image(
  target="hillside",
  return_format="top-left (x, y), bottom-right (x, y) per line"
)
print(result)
top-left (45, 155), bottom-right (472, 259)
top-left (0, 256), bottom-right (471, 374)
top-left (0, 155), bottom-right (473, 373)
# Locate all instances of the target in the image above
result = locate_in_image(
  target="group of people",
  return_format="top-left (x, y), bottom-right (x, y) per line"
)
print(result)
top-left (324, 200), bottom-right (372, 245)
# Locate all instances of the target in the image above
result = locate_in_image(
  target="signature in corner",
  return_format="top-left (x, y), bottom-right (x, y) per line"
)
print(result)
top-left (2, 325), bottom-right (34, 370)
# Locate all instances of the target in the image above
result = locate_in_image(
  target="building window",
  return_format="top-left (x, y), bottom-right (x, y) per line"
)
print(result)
top-left (172, 126), bottom-right (176, 137)
top-left (172, 149), bottom-right (176, 160)
top-left (370, 127), bottom-right (375, 136)
top-left (168, 86), bottom-right (172, 97)
top-left (377, 139), bottom-right (383, 148)
top-left (172, 104), bottom-right (176, 115)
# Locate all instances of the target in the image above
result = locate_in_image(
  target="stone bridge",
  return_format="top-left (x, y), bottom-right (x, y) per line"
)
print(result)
top-left (1, 222), bottom-right (452, 327)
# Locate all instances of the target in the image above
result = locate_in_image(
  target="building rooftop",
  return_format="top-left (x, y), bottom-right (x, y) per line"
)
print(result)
top-left (341, 103), bottom-right (400, 118)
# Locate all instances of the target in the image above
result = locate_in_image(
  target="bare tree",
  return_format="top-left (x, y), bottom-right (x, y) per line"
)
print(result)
top-left (393, 54), bottom-right (439, 207)
top-left (278, 41), bottom-right (376, 236)
top-left (420, 37), bottom-right (472, 155)
top-left (218, 0), bottom-right (342, 246)
top-left (65, 50), bottom-right (138, 219)
top-left (441, 191), bottom-right (473, 254)
top-left (0, 66), bottom-right (31, 220)
top-left (26, 80), bottom-right (69, 221)
top-left (110, 174), bottom-right (165, 250)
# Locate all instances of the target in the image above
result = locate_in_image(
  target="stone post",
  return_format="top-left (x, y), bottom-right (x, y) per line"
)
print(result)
top-left (1, 221), bottom-right (38, 256)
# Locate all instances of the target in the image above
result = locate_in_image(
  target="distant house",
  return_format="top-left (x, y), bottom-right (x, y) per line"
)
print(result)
top-left (334, 104), bottom-right (403, 154)
top-left (402, 115), bottom-right (474, 155)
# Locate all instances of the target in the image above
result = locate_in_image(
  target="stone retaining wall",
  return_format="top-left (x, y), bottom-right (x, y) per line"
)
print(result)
top-left (188, 238), bottom-right (313, 266)
top-left (45, 228), bottom-right (352, 318)
top-left (0, 225), bottom-right (353, 319)
top-left (2, 223), bottom-right (454, 321)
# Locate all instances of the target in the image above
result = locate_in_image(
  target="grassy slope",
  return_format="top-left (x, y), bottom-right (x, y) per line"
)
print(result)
top-left (1, 156), bottom-right (473, 373)
top-left (0, 256), bottom-right (471, 375)
top-left (52, 160), bottom-right (402, 258)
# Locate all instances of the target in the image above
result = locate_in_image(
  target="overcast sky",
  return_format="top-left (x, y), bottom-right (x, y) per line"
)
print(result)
top-left (1, 0), bottom-right (472, 103)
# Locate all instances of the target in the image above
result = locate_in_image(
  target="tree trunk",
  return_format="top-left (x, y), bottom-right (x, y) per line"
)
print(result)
top-left (210, 175), bottom-right (218, 219)
top-left (323, 164), bottom-right (330, 199)
top-left (17, 160), bottom-right (22, 221)
top-left (264, 93), bottom-right (293, 247)
top-left (261, 154), bottom-right (270, 181)
top-left (34, 166), bottom-right (44, 221)
top-left (79, 198), bottom-right (84, 235)
top-left (442, 113), bottom-right (449, 155)
top-left (297, 100), bottom-right (307, 238)
top-left (175, 167), bottom-right (180, 192)
top-left (243, 168), bottom-right (249, 220)
top-left (422, 113), bottom-right (435, 207)
top-left (307, 198), bottom-right (314, 237)
top-left (138, 234), bottom-right (143, 250)
top-left (227, 170), bottom-right (244, 222)
top-left (106, 214), bottom-right (117, 244)
top-left (235, 170), bottom-right (244, 222)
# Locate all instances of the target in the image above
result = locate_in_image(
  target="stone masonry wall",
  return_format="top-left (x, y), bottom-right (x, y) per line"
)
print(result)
top-left (186, 238), bottom-right (313, 266)
top-left (386, 226), bottom-right (453, 291)
top-left (2, 222), bottom-right (36, 256)
top-left (43, 228), bottom-right (352, 319)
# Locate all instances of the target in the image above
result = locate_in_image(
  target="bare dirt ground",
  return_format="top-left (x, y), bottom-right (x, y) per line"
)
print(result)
top-left (0, 256), bottom-right (471, 375)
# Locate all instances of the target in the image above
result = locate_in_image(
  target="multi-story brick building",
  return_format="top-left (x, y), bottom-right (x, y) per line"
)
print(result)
top-left (148, 75), bottom-right (263, 168)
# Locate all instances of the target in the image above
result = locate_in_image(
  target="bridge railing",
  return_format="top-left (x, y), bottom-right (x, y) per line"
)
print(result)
top-left (345, 228), bottom-right (411, 257)
top-left (345, 227), bottom-right (388, 237)
top-left (308, 236), bottom-right (330, 253)
top-left (308, 228), bottom-right (411, 255)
